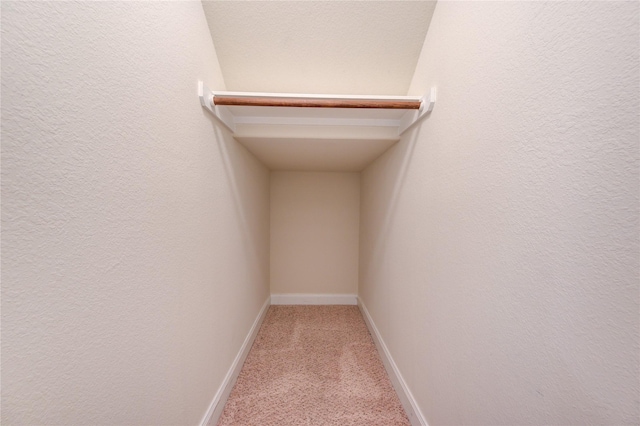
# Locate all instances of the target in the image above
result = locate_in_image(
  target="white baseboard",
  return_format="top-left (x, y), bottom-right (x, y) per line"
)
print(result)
top-left (200, 297), bottom-right (270, 426)
top-left (270, 293), bottom-right (357, 305)
top-left (357, 297), bottom-right (429, 426)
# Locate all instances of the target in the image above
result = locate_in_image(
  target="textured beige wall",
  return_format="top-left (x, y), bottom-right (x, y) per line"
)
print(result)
top-left (360, 2), bottom-right (639, 425)
top-left (271, 172), bottom-right (359, 295)
top-left (1, 2), bottom-right (270, 424)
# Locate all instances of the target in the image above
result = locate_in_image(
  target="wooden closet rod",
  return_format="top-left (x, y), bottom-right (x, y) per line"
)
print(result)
top-left (213, 95), bottom-right (421, 110)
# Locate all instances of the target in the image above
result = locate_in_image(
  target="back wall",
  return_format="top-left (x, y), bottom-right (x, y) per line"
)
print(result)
top-left (270, 171), bottom-right (360, 296)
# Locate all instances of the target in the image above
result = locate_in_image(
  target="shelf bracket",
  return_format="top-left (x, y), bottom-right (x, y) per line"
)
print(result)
top-left (198, 81), bottom-right (236, 133)
top-left (398, 87), bottom-right (436, 135)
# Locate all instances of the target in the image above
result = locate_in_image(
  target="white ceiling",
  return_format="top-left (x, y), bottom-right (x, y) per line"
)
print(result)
top-left (201, 1), bottom-right (437, 171)
top-left (201, 1), bottom-right (436, 96)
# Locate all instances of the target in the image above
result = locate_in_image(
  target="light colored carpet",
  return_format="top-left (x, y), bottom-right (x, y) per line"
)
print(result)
top-left (217, 305), bottom-right (410, 425)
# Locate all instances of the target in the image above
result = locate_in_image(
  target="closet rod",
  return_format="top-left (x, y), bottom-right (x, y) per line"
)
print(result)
top-left (213, 96), bottom-right (421, 110)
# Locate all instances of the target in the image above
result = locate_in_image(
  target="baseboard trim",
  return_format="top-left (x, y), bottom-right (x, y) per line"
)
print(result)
top-left (357, 297), bottom-right (429, 426)
top-left (200, 297), bottom-right (270, 426)
top-left (270, 293), bottom-right (357, 305)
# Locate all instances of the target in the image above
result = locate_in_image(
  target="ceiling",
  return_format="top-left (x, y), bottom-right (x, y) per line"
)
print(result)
top-left (201, 1), bottom-right (436, 95)
top-left (201, 1), bottom-right (437, 171)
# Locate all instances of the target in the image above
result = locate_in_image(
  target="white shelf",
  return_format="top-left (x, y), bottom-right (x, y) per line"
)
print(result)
top-left (198, 81), bottom-right (435, 138)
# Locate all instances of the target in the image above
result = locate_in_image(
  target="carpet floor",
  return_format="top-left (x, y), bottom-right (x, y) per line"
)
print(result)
top-left (217, 305), bottom-right (410, 425)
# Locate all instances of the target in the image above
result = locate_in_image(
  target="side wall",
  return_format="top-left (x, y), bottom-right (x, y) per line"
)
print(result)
top-left (271, 172), bottom-right (359, 295)
top-left (1, 2), bottom-right (270, 424)
top-left (360, 2), bottom-right (639, 425)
